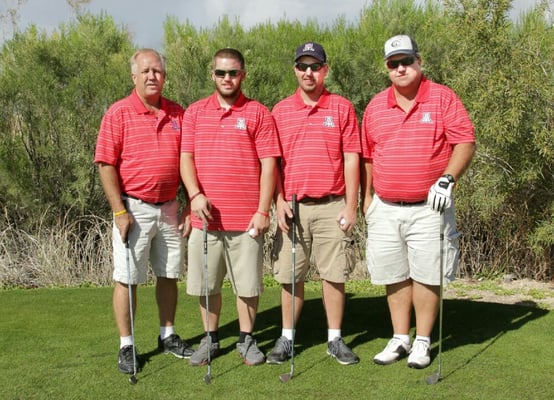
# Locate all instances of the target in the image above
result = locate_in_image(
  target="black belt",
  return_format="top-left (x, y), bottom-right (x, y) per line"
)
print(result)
top-left (299, 194), bottom-right (343, 205)
top-left (389, 200), bottom-right (426, 206)
top-left (123, 193), bottom-right (169, 206)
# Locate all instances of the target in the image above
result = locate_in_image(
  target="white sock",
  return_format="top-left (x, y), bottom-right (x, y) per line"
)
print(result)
top-left (120, 336), bottom-right (133, 348)
top-left (328, 329), bottom-right (341, 342)
top-left (160, 326), bottom-right (175, 340)
top-left (393, 334), bottom-right (411, 345)
top-left (282, 328), bottom-right (294, 341)
top-left (415, 335), bottom-right (431, 344)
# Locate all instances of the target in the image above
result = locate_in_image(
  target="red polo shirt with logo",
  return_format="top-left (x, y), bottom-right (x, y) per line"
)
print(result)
top-left (272, 88), bottom-right (361, 201)
top-left (361, 77), bottom-right (475, 203)
top-left (94, 89), bottom-right (184, 204)
top-left (181, 92), bottom-right (281, 231)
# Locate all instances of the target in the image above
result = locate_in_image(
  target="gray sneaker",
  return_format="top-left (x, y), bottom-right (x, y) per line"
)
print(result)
top-left (237, 335), bottom-right (266, 366)
top-left (327, 337), bottom-right (360, 365)
top-left (189, 337), bottom-right (221, 366)
top-left (266, 336), bottom-right (292, 364)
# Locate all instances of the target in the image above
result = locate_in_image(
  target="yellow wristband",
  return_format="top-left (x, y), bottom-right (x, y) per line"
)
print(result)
top-left (114, 209), bottom-right (127, 217)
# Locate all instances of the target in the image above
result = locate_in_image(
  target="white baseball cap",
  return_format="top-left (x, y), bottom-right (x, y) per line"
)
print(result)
top-left (384, 35), bottom-right (419, 59)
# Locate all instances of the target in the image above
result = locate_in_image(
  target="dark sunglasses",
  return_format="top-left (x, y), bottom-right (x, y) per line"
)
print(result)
top-left (214, 69), bottom-right (242, 78)
top-left (295, 62), bottom-right (325, 72)
top-left (386, 56), bottom-right (416, 69)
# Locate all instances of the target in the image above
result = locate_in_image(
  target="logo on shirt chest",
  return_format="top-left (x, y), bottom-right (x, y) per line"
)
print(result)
top-left (170, 118), bottom-right (180, 130)
top-left (420, 112), bottom-right (433, 124)
top-left (323, 116), bottom-right (336, 128)
top-left (235, 118), bottom-right (247, 130)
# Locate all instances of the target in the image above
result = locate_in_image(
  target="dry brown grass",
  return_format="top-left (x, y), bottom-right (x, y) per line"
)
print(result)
top-left (0, 214), bottom-right (113, 288)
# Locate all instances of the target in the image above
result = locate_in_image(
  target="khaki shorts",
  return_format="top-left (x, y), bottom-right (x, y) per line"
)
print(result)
top-left (272, 197), bottom-right (356, 284)
top-left (365, 194), bottom-right (460, 286)
top-left (113, 198), bottom-right (184, 285)
top-left (186, 228), bottom-right (264, 297)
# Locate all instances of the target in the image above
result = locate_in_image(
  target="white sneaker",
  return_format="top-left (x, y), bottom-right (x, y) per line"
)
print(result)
top-left (373, 338), bottom-right (411, 365)
top-left (407, 340), bottom-right (431, 369)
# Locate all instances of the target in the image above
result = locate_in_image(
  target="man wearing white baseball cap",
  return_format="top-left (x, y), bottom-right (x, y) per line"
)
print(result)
top-left (361, 35), bottom-right (476, 369)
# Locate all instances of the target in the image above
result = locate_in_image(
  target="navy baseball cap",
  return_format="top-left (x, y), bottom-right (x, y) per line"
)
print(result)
top-left (295, 42), bottom-right (327, 63)
top-left (384, 35), bottom-right (419, 59)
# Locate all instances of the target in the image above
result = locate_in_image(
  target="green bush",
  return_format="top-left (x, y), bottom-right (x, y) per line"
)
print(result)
top-left (0, 1), bottom-right (552, 287)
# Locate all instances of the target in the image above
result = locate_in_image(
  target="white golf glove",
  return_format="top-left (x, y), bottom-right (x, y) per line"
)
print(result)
top-left (427, 175), bottom-right (455, 213)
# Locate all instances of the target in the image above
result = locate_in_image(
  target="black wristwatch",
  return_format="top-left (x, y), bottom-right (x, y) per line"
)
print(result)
top-left (443, 174), bottom-right (456, 183)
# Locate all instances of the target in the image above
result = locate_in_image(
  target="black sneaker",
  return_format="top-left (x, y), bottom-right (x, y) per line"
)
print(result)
top-left (158, 334), bottom-right (195, 359)
top-left (327, 337), bottom-right (360, 365)
top-left (118, 345), bottom-right (141, 374)
top-left (266, 336), bottom-right (292, 364)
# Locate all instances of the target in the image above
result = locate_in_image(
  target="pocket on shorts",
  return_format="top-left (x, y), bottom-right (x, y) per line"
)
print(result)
top-left (445, 230), bottom-right (461, 282)
top-left (364, 195), bottom-right (379, 223)
top-left (342, 235), bottom-right (356, 279)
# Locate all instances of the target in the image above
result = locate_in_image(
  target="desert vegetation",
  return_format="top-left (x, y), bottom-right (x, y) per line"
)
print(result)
top-left (0, 0), bottom-right (552, 288)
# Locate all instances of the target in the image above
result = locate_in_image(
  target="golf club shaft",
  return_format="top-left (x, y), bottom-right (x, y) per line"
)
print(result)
top-left (425, 211), bottom-right (446, 385)
top-left (203, 222), bottom-right (211, 382)
top-left (437, 211), bottom-right (444, 376)
top-left (125, 241), bottom-right (137, 379)
top-left (290, 194), bottom-right (297, 376)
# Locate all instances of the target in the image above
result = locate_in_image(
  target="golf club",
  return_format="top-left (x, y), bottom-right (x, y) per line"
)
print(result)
top-left (280, 194), bottom-right (297, 383)
top-left (125, 241), bottom-right (138, 384)
top-left (426, 211), bottom-right (445, 385)
top-left (202, 222), bottom-right (212, 384)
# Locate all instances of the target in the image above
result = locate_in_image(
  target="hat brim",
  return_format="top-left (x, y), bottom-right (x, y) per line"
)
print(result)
top-left (384, 50), bottom-right (418, 59)
top-left (295, 52), bottom-right (326, 62)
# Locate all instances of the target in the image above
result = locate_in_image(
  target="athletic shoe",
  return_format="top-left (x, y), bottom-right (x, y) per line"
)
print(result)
top-left (407, 340), bottom-right (431, 369)
top-left (236, 335), bottom-right (266, 365)
top-left (266, 336), bottom-right (292, 364)
top-left (118, 345), bottom-right (141, 374)
top-left (189, 337), bottom-right (221, 366)
top-left (158, 334), bottom-right (195, 359)
top-left (327, 337), bottom-right (360, 365)
top-left (373, 337), bottom-right (411, 365)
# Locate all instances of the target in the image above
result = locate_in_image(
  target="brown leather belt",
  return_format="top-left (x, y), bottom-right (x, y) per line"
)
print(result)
top-left (299, 194), bottom-right (343, 205)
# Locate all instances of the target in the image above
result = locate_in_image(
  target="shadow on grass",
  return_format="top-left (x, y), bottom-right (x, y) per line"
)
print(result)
top-left (199, 291), bottom-right (548, 370)
top-left (433, 298), bottom-right (548, 379)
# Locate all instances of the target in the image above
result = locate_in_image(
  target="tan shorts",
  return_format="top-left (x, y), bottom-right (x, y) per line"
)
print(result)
top-left (186, 228), bottom-right (264, 297)
top-left (113, 198), bottom-right (184, 285)
top-left (365, 194), bottom-right (460, 286)
top-left (272, 197), bottom-right (356, 284)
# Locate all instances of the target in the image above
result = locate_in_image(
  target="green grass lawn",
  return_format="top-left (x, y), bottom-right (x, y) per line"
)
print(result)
top-left (1, 281), bottom-right (553, 400)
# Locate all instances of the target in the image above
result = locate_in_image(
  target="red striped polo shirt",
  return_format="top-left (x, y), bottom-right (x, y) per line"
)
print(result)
top-left (181, 92), bottom-right (281, 231)
top-left (361, 77), bottom-right (475, 203)
top-left (272, 88), bottom-right (361, 201)
top-left (94, 89), bottom-right (184, 204)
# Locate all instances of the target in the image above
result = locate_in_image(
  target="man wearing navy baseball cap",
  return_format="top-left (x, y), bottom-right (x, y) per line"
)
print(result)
top-left (294, 41), bottom-right (327, 63)
top-left (361, 34), bottom-right (476, 369)
top-left (267, 41), bottom-right (361, 367)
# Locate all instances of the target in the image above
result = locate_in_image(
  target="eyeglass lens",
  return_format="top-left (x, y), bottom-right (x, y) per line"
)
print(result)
top-left (214, 69), bottom-right (241, 77)
top-left (295, 62), bottom-right (324, 72)
top-left (386, 56), bottom-right (416, 69)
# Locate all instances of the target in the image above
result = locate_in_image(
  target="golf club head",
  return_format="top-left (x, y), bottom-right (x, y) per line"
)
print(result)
top-left (203, 374), bottom-right (211, 385)
top-left (129, 375), bottom-right (137, 385)
top-left (425, 373), bottom-right (441, 385)
top-left (279, 373), bottom-right (292, 383)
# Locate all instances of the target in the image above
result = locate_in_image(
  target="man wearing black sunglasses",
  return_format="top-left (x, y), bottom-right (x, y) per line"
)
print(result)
top-left (267, 42), bottom-right (361, 366)
top-left (361, 35), bottom-right (476, 369)
top-left (180, 48), bottom-right (280, 367)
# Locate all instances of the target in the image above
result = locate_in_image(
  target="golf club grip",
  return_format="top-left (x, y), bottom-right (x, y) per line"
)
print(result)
top-left (291, 194), bottom-right (296, 241)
